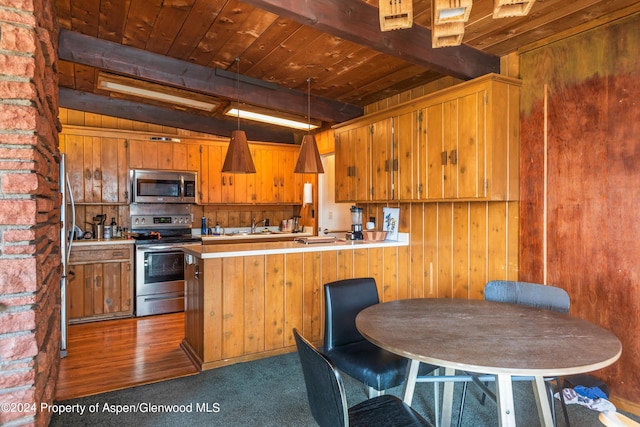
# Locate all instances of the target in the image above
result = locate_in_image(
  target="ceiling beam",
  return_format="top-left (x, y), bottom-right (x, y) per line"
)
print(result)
top-left (241, 0), bottom-right (499, 80)
top-left (59, 88), bottom-right (298, 144)
top-left (57, 30), bottom-right (363, 124)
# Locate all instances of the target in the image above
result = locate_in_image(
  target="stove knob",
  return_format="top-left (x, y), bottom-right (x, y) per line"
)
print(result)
top-left (140, 218), bottom-right (145, 224)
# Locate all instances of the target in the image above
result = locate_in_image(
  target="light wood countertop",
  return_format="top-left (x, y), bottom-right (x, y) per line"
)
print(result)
top-left (182, 233), bottom-right (408, 259)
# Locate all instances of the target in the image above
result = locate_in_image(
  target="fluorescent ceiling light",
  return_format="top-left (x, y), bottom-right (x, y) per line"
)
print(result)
top-left (99, 81), bottom-right (218, 112)
top-left (226, 108), bottom-right (319, 131)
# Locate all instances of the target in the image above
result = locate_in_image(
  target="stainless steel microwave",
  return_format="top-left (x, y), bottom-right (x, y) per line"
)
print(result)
top-left (130, 169), bottom-right (197, 204)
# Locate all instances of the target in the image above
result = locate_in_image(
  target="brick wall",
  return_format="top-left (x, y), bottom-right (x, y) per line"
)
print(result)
top-left (0, 0), bottom-right (60, 426)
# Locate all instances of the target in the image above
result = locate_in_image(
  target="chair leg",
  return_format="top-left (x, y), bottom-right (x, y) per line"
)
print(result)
top-left (555, 378), bottom-right (570, 427)
top-left (546, 382), bottom-right (557, 427)
top-left (457, 381), bottom-right (468, 427)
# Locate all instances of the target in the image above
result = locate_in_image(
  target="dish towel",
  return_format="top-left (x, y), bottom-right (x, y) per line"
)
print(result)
top-left (555, 387), bottom-right (616, 412)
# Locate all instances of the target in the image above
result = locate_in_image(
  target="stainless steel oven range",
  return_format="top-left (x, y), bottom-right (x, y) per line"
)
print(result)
top-left (130, 204), bottom-right (200, 317)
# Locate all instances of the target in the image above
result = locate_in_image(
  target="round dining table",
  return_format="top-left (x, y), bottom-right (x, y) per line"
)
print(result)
top-left (356, 298), bottom-right (622, 427)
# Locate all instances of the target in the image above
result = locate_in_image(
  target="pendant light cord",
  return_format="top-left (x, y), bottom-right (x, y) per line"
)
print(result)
top-left (236, 57), bottom-right (240, 131)
top-left (306, 77), bottom-right (311, 135)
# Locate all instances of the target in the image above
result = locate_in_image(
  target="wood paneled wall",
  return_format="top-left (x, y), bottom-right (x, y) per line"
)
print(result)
top-left (363, 202), bottom-right (519, 301)
top-left (519, 12), bottom-right (640, 411)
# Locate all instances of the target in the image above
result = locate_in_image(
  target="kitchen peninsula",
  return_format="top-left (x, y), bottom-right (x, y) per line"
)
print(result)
top-left (180, 236), bottom-right (408, 370)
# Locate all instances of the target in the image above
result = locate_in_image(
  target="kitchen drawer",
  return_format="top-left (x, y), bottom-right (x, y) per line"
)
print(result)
top-left (69, 245), bottom-right (132, 263)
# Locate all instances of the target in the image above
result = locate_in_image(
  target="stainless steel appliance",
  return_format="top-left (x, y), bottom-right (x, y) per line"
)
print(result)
top-left (130, 169), bottom-right (197, 204)
top-left (131, 204), bottom-right (200, 317)
top-left (59, 154), bottom-right (75, 357)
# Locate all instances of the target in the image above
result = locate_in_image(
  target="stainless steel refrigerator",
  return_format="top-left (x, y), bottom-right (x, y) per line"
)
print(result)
top-left (59, 154), bottom-right (75, 358)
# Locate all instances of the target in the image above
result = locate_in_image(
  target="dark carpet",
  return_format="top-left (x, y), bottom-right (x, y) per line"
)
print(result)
top-left (50, 352), bottom-right (638, 426)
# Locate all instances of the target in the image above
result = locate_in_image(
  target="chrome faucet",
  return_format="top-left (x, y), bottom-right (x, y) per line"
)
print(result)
top-left (251, 218), bottom-right (268, 233)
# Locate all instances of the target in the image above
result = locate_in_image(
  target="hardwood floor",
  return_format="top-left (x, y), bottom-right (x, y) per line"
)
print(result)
top-left (56, 312), bottom-right (198, 401)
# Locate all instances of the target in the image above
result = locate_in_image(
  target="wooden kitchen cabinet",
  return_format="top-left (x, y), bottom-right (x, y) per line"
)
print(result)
top-left (67, 243), bottom-right (134, 323)
top-left (254, 146), bottom-right (297, 204)
top-left (334, 124), bottom-right (371, 202)
top-left (424, 90), bottom-right (487, 199)
top-left (128, 138), bottom-right (200, 172)
top-left (200, 143), bottom-right (253, 204)
top-left (334, 74), bottom-right (521, 202)
top-left (61, 133), bottom-right (128, 203)
top-left (370, 117), bottom-right (395, 201)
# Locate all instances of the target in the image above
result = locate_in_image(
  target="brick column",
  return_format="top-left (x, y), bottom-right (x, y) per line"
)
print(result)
top-left (0, 0), bottom-right (60, 426)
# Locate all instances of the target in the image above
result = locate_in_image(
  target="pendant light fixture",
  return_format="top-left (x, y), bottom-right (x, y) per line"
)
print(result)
top-left (294, 78), bottom-right (324, 174)
top-left (222, 58), bottom-right (256, 173)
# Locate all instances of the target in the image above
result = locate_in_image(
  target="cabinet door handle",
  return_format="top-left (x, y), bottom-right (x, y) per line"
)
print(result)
top-left (274, 178), bottom-right (278, 187)
top-left (85, 168), bottom-right (92, 180)
top-left (441, 151), bottom-right (448, 165)
top-left (94, 169), bottom-right (101, 180)
top-left (222, 176), bottom-right (226, 186)
top-left (393, 159), bottom-right (398, 171)
top-left (229, 176), bottom-right (233, 186)
top-left (111, 251), bottom-right (124, 258)
top-left (385, 159), bottom-right (389, 172)
top-left (280, 178), bottom-right (284, 187)
top-left (450, 149), bottom-right (458, 165)
top-left (194, 265), bottom-right (200, 280)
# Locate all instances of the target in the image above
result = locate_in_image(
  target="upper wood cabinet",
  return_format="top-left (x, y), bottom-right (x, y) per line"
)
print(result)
top-left (200, 143), bottom-right (252, 204)
top-left (60, 133), bottom-right (128, 204)
top-left (335, 124), bottom-right (371, 202)
top-left (334, 74), bottom-right (521, 203)
top-left (61, 126), bottom-right (307, 206)
top-left (254, 146), bottom-right (297, 204)
top-left (128, 138), bottom-right (200, 172)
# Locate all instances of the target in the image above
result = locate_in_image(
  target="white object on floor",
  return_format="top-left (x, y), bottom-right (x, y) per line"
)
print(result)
top-left (556, 388), bottom-right (616, 412)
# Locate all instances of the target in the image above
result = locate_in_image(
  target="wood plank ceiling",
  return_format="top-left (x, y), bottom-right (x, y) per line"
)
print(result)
top-left (55, 0), bottom-right (640, 142)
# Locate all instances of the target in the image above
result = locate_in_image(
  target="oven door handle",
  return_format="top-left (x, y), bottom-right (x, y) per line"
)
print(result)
top-left (136, 244), bottom-right (188, 251)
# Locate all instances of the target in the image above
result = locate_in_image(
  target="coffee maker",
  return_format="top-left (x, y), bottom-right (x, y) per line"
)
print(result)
top-left (347, 206), bottom-right (363, 240)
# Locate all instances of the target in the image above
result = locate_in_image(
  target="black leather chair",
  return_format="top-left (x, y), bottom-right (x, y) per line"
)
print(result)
top-left (459, 280), bottom-right (571, 427)
top-left (294, 328), bottom-right (433, 427)
top-left (323, 277), bottom-right (437, 398)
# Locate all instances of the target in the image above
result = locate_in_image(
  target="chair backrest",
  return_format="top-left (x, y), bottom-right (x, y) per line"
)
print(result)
top-left (324, 277), bottom-right (380, 351)
top-left (484, 280), bottom-right (570, 314)
top-left (294, 328), bottom-right (349, 427)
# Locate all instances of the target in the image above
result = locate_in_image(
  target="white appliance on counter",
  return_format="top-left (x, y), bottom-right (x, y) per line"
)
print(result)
top-left (59, 154), bottom-right (75, 358)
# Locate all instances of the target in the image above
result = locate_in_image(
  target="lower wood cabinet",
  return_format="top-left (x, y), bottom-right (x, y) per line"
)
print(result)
top-left (67, 244), bottom-right (134, 323)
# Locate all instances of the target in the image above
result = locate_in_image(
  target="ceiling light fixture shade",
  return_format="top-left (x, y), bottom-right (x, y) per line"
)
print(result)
top-left (222, 58), bottom-right (256, 174)
top-left (295, 78), bottom-right (324, 174)
top-left (431, 0), bottom-right (469, 48)
top-left (433, 0), bottom-right (472, 24)
top-left (294, 134), bottom-right (324, 174)
top-left (493, 0), bottom-right (536, 18)
top-left (432, 22), bottom-right (465, 47)
top-left (379, 0), bottom-right (413, 31)
top-left (222, 129), bottom-right (256, 173)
